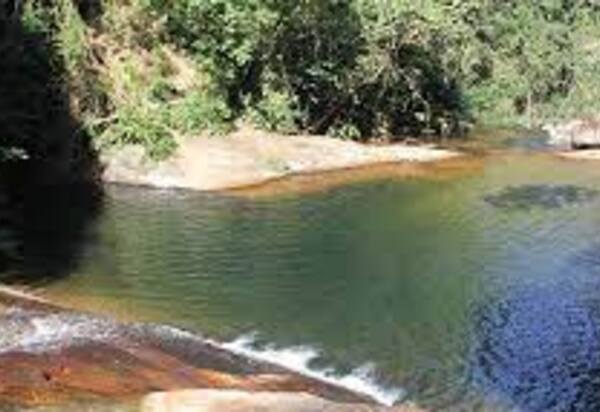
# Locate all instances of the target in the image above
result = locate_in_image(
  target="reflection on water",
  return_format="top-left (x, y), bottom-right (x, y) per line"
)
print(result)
top-left (11, 153), bottom-right (600, 410)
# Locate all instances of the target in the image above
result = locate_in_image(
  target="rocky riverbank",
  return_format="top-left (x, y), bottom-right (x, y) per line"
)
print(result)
top-left (545, 117), bottom-right (600, 149)
top-left (544, 117), bottom-right (600, 160)
top-left (101, 128), bottom-right (458, 191)
top-left (0, 288), bottom-right (421, 411)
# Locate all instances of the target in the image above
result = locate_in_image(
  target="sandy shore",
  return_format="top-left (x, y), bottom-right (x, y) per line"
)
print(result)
top-left (102, 128), bottom-right (459, 191)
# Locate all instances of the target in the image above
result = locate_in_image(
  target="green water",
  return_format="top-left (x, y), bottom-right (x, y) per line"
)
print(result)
top-left (18, 153), bottom-right (600, 410)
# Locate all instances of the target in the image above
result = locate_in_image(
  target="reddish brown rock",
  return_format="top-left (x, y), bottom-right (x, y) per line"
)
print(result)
top-left (0, 289), bottom-right (375, 409)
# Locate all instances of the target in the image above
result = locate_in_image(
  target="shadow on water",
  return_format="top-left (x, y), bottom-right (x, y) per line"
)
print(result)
top-left (5, 183), bottom-right (102, 284)
top-left (0, 2), bottom-right (102, 284)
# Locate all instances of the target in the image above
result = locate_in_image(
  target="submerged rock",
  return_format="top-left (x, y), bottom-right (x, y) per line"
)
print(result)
top-left (141, 390), bottom-right (424, 412)
top-left (484, 184), bottom-right (599, 210)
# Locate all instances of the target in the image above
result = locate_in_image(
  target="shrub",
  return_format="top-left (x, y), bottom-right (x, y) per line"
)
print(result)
top-left (170, 90), bottom-right (233, 135)
top-left (88, 1), bottom-right (234, 159)
top-left (100, 102), bottom-right (176, 160)
top-left (245, 87), bottom-right (299, 134)
top-left (153, 0), bottom-right (466, 139)
top-left (8, 0), bottom-right (600, 166)
top-left (53, 0), bottom-right (88, 74)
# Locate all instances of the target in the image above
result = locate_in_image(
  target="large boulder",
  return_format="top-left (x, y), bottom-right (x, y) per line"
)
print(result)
top-left (545, 117), bottom-right (600, 149)
top-left (141, 390), bottom-right (424, 412)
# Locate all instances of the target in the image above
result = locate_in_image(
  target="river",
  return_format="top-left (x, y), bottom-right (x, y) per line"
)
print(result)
top-left (5, 142), bottom-right (600, 410)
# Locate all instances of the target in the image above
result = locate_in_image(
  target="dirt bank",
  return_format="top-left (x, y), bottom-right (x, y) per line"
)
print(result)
top-left (102, 128), bottom-right (459, 191)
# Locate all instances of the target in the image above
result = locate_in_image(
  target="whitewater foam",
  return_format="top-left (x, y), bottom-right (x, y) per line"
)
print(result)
top-left (0, 302), bottom-right (404, 406)
top-left (220, 333), bottom-right (405, 406)
top-left (0, 310), bottom-right (121, 353)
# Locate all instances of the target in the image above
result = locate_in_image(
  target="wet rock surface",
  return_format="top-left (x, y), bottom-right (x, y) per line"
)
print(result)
top-left (0, 290), bottom-right (375, 410)
top-left (484, 184), bottom-right (599, 210)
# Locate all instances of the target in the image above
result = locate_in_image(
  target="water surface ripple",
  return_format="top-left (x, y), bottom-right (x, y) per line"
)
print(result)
top-left (9, 153), bottom-right (600, 411)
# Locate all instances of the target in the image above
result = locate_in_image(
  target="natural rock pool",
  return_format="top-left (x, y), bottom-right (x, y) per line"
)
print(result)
top-left (7, 151), bottom-right (600, 411)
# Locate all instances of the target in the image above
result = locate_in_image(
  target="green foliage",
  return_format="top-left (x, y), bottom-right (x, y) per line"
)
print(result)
top-left (153, 0), bottom-right (466, 139)
top-left (439, 0), bottom-right (600, 126)
top-left (81, 1), bottom-right (234, 159)
top-left (102, 0), bottom-right (165, 50)
top-left (161, 0), bottom-right (280, 108)
top-left (330, 123), bottom-right (362, 141)
top-left (100, 102), bottom-right (176, 160)
top-left (5, 0), bottom-right (600, 168)
top-left (53, 0), bottom-right (88, 74)
top-left (245, 87), bottom-right (299, 133)
top-left (170, 90), bottom-right (233, 135)
top-left (20, 0), bottom-right (52, 34)
top-left (152, 0), bottom-right (600, 134)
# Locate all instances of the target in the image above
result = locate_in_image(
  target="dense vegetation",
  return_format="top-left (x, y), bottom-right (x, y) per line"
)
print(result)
top-left (146, 0), bottom-right (600, 138)
top-left (2, 0), bottom-right (600, 165)
top-left (1, 0), bottom-right (599, 275)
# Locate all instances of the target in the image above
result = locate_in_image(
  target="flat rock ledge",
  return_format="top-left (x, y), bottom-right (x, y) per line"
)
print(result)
top-left (102, 128), bottom-right (458, 191)
top-left (0, 289), bottom-right (411, 411)
top-left (142, 390), bottom-right (424, 412)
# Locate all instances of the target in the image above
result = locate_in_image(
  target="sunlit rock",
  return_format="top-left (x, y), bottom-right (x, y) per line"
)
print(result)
top-left (0, 290), bottom-right (375, 409)
top-left (141, 390), bottom-right (424, 412)
top-left (545, 118), bottom-right (600, 149)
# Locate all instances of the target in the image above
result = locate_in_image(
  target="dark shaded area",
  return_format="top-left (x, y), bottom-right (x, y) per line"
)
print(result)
top-left (345, 43), bottom-right (465, 139)
top-left (74, 0), bottom-right (103, 26)
top-left (0, 1), bottom-right (102, 284)
top-left (269, 1), bottom-right (365, 135)
top-left (484, 184), bottom-right (599, 210)
top-left (3, 182), bottom-right (103, 284)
